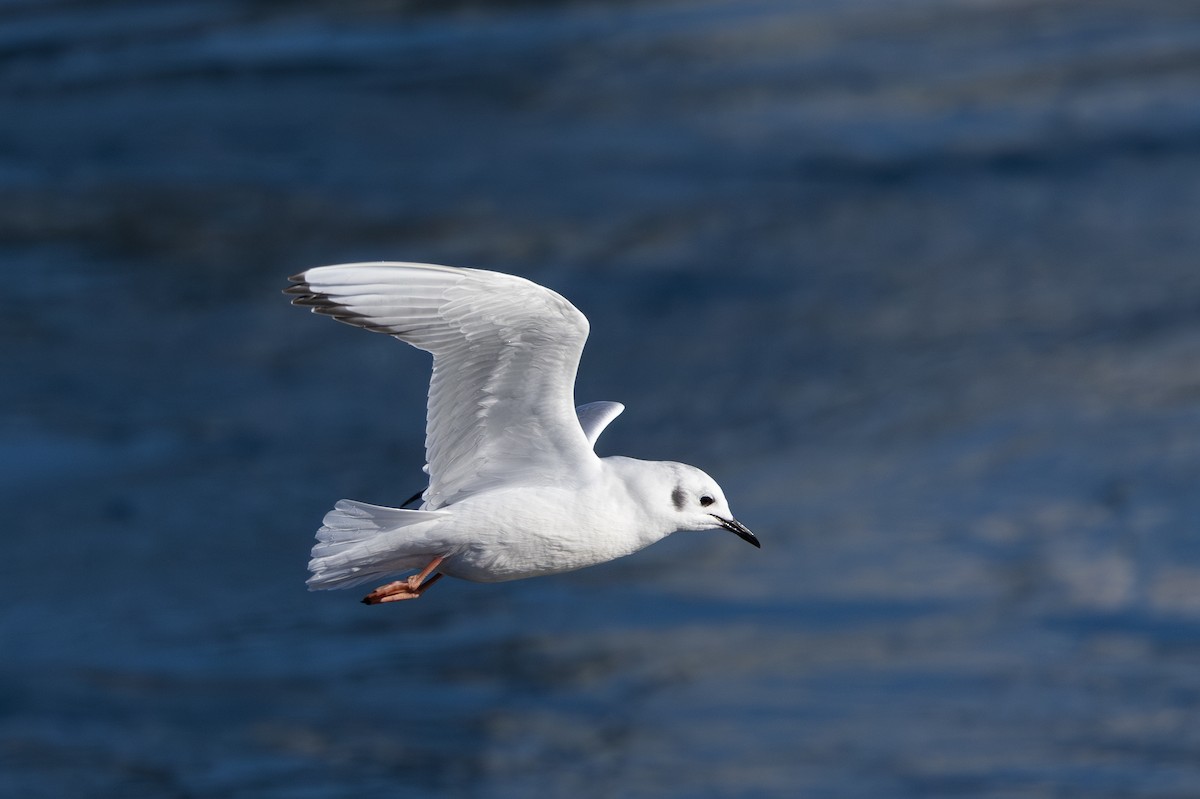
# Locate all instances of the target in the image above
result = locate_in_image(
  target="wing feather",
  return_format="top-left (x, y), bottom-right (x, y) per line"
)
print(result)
top-left (575, 401), bottom-right (625, 447)
top-left (288, 262), bottom-right (598, 508)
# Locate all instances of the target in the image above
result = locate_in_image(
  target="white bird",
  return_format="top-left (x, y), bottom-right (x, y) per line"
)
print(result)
top-left (286, 262), bottom-right (759, 604)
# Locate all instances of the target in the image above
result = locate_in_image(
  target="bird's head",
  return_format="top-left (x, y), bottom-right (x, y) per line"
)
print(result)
top-left (633, 460), bottom-right (760, 548)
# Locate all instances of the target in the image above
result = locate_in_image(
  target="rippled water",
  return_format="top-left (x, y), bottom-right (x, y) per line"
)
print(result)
top-left (4, 0), bottom-right (1200, 796)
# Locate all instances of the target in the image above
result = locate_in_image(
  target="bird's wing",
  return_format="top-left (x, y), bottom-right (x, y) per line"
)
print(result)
top-left (574, 401), bottom-right (624, 448)
top-left (287, 262), bottom-right (598, 509)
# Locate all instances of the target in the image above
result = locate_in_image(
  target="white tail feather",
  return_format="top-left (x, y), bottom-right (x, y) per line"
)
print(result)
top-left (307, 499), bottom-right (449, 590)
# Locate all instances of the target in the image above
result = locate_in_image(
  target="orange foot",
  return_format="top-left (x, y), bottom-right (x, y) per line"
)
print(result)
top-left (362, 556), bottom-right (444, 605)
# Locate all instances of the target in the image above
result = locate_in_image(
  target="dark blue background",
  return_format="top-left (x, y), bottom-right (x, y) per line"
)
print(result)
top-left (4, 1), bottom-right (1200, 796)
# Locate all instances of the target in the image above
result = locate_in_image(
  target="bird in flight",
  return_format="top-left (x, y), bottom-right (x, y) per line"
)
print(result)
top-left (286, 262), bottom-right (758, 604)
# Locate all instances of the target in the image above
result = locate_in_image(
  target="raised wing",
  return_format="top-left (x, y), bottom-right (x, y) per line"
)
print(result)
top-left (287, 262), bottom-right (598, 508)
top-left (575, 401), bottom-right (624, 448)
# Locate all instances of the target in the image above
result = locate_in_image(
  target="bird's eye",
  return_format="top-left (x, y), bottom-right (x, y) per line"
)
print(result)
top-left (700, 495), bottom-right (714, 507)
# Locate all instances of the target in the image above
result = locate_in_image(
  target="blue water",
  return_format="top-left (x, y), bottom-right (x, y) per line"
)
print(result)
top-left (4, 1), bottom-right (1200, 796)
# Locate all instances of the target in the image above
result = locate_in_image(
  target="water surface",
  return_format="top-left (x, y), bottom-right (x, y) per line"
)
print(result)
top-left (3, 1), bottom-right (1200, 796)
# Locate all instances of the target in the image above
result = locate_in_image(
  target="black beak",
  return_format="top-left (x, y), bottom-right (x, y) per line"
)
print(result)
top-left (713, 515), bottom-right (761, 548)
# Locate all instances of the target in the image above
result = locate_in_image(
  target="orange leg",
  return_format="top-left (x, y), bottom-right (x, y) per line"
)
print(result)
top-left (362, 556), bottom-right (445, 605)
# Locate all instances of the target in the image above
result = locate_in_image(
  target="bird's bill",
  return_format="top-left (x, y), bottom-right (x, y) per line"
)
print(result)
top-left (714, 515), bottom-right (761, 548)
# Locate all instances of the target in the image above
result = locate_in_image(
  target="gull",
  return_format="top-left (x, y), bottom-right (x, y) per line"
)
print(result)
top-left (286, 262), bottom-right (759, 604)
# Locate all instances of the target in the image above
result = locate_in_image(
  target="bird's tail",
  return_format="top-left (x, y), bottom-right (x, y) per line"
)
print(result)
top-left (306, 499), bottom-right (449, 590)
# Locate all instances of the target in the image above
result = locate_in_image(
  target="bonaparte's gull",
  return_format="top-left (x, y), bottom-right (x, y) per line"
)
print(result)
top-left (286, 262), bottom-right (758, 604)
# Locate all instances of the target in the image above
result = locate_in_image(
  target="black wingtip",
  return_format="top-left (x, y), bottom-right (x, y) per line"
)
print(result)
top-left (283, 273), bottom-right (398, 335)
top-left (284, 274), bottom-right (313, 303)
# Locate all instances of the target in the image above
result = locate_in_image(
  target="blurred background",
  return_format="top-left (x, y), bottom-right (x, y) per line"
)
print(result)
top-left (4, 0), bottom-right (1200, 796)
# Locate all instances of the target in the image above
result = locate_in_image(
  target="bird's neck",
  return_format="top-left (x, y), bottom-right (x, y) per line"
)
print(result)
top-left (598, 456), bottom-right (678, 544)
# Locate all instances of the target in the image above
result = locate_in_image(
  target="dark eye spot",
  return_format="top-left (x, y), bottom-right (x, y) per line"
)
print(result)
top-left (700, 495), bottom-right (715, 507)
top-left (671, 487), bottom-right (686, 511)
